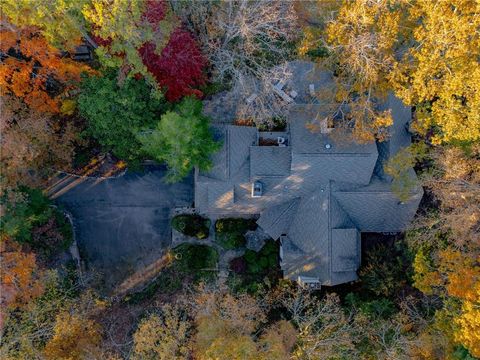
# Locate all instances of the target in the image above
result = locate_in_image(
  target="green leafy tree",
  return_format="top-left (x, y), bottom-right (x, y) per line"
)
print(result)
top-left (138, 97), bottom-right (220, 182)
top-left (0, 187), bottom-right (72, 257)
top-left (77, 71), bottom-right (166, 162)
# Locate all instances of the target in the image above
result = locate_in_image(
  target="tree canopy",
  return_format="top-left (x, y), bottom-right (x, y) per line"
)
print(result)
top-left (0, 27), bottom-right (92, 114)
top-left (77, 71), bottom-right (166, 162)
top-left (138, 97), bottom-right (220, 182)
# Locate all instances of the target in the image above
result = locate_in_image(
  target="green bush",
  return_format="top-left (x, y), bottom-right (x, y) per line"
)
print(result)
top-left (345, 293), bottom-right (396, 319)
top-left (171, 214), bottom-right (210, 239)
top-left (244, 240), bottom-right (279, 275)
top-left (215, 218), bottom-right (257, 249)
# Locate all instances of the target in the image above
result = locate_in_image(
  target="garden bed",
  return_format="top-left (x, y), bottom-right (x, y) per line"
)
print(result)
top-left (228, 240), bottom-right (281, 293)
top-left (215, 218), bottom-right (257, 249)
top-left (172, 214), bottom-right (210, 239)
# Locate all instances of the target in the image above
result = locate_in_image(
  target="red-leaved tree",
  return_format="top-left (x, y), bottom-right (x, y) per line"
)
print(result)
top-left (139, 28), bottom-right (206, 102)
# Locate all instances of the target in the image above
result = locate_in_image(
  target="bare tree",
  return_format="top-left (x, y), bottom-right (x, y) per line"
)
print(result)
top-left (172, 0), bottom-right (299, 127)
top-left (270, 286), bottom-right (358, 359)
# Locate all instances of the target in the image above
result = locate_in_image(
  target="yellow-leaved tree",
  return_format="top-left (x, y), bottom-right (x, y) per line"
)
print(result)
top-left (409, 144), bottom-right (480, 357)
top-left (1, 0), bottom-right (89, 50)
top-left (301, 0), bottom-right (405, 143)
top-left (393, 0), bottom-right (480, 144)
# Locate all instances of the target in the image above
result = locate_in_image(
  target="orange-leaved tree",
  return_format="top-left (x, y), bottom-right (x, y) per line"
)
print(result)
top-left (0, 25), bottom-right (91, 114)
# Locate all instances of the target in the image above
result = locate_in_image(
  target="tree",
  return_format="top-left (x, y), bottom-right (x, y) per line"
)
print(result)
top-left (407, 144), bottom-right (480, 357)
top-left (172, 0), bottom-right (299, 125)
top-left (139, 28), bottom-right (206, 102)
top-left (83, 0), bottom-right (177, 86)
top-left (175, 0), bottom-right (298, 89)
top-left (44, 311), bottom-right (102, 360)
top-left (308, 0), bottom-right (404, 143)
top-left (192, 287), bottom-right (295, 360)
top-left (2, 0), bottom-right (89, 50)
top-left (0, 187), bottom-right (72, 257)
top-left (0, 96), bottom-right (79, 188)
top-left (138, 97), bottom-right (220, 182)
top-left (271, 286), bottom-right (356, 359)
top-left (393, 0), bottom-right (480, 144)
top-left (77, 71), bottom-right (166, 162)
top-left (0, 238), bottom-right (43, 328)
top-left (384, 144), bottom-right (427, 201)
top-left (132, 304), bottom-right (191, 360)
top-left (0, 26), bottom-right (92, 114)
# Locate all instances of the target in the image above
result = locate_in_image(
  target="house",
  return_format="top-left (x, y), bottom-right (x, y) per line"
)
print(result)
top-left (195, 74), bottom-right (423, 287)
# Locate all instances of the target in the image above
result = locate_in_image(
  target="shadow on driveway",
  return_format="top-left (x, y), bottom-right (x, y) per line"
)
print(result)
top-left (57, 166), bottom-right (193, 290)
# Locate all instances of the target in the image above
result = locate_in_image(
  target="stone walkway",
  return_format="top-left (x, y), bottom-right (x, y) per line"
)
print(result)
top-left (171, 217), bottom-right (272, 285)
top-left (171, 218), bottom-right (246, 285)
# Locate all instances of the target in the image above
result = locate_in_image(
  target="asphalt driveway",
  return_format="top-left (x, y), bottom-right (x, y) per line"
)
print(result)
top-left (57, 166), bottom-right (194, 289)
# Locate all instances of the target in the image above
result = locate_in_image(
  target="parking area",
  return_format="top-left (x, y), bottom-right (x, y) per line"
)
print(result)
top-left (57, 166), bottom-right (194, 290)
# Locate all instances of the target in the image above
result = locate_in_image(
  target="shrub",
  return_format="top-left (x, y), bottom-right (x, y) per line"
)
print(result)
top-left (345, 293), bottom-right (397, 319)
top-left (215, 218), bottom-right (257, 250)
top-left (171, 214), bottom-right (210, 239)
top-left (229, 257), bottom-right (247, 274)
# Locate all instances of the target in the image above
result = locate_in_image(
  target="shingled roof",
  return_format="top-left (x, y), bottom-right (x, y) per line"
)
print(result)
top-left (195, 63), bottom-right (423, 286)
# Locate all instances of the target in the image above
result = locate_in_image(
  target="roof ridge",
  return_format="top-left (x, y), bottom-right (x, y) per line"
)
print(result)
top-left (226, 128), bottom-right (230, 179)
top-left (294, 153), bottom-right (375, 157)
top-left (271, 198), bottom-right (300, 234)
top-left (328, 181), bottom-right (332, 284)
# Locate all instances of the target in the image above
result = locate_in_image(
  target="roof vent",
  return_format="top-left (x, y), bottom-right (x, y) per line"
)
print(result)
top-left (252, 181), bottom-right (263, 197)
top-left (325, 143), bottom-right (332, 149)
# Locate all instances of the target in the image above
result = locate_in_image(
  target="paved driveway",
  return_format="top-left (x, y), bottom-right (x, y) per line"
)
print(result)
top-left (57, 166), bottom-right (194, 289)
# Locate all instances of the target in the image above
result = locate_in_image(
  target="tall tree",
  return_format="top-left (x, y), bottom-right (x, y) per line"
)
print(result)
top-left (77, 71), bottom-right (166, 162)
top-left (192, 287), bottom-right (296, 360)
top-left (172, 0), bottom-right (298, 125)
top-left (0, 238), bottom-right (43, 329)
top-left (132, 304), bottom-right (191, 360)
top-left (393, 0), bottom-right (480, 144)
top-left (313, 0), bottom-right (403, 143)
top-left (138, 97), bottom-right (220, 182)
top-left (2, 0), bottom-right (89, 51)
top-left (82, 0), bottom-right (177, 86)
top-left (0, 96), bottom-right (79, 188)
top-left (408, 144), bottom-right (480, 358)
top-left (139, 28), bottom-right (206, 102)
top-left (0, 27), bottom-right (92, 114)
top-left (43, 311), bottom-right (103, 360)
